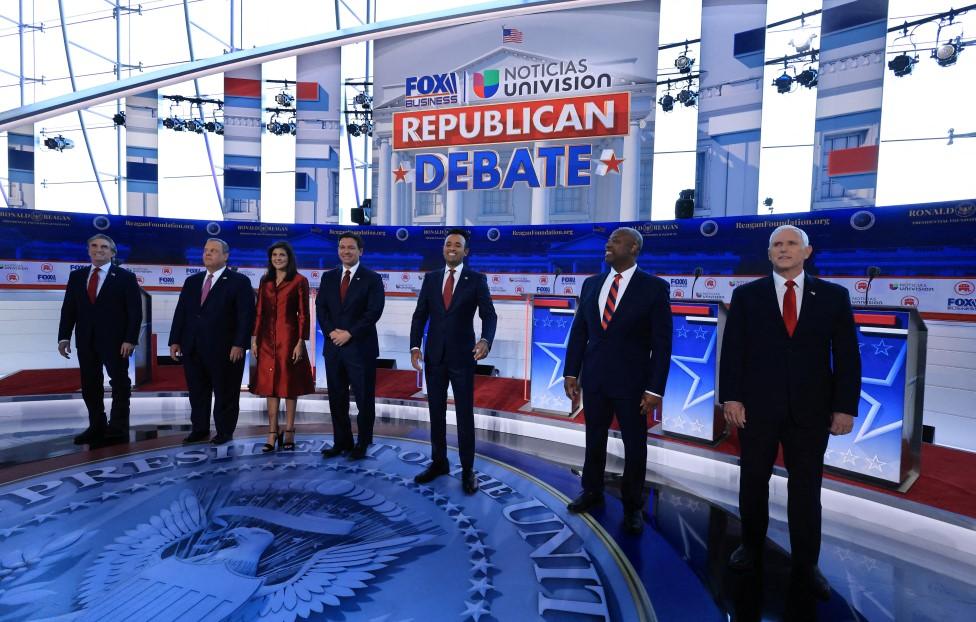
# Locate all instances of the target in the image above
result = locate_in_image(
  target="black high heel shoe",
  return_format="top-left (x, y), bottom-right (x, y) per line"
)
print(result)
top-left (262, 428), bottom-right (281, 453)
top-left (282, 428), bottom-right (296, 451)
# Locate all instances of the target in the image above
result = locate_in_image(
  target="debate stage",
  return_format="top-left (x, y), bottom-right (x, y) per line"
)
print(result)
top-left (0, 384), bottom-right (974, 621)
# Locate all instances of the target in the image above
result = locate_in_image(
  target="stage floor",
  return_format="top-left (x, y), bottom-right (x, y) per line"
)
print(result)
top-left (1, 400), bottom-right (975, 622)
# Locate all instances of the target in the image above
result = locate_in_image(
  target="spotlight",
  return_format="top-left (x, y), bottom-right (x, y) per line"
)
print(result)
top-left (676, 88), bottom-right (697, 107)
top-left (887, 53), bottom-right (917, 76)
top-left (674, 53), bottom-right (695, 74)
top-left (353, 93), bottom-right (372, 109)
top-left (347, 122), bottom-right (362, 137)
top-left (934, 38), bottom-right (962, 67)
top-left (796, 67), bottom-right (818, 88)
top-left (43, 135), bottom-right (74, 151)
top-left (163, 117), bottom-right (185, 131)
top-left (360, 122), bottom-right (373, 137)
top-left (674, 189), bottom-right (695, 219)
top-left (112, 111), bottom-right (126, 127)
top-left (274, 92), bottom-right (295, 107)
top-left (267, 120), bottom-right (283, 135)
top-left (186, 119), bottom-right (205, 133)
top-left (204, 121), bottom-right (224, 135)
top-left (763, 197), bottom-right (774, 209)
top-left (772, 71), bottom-right (794, 94)
top-left (658, 93), bottom-right (675, 112)
top-left (286, 120), bottom-right (297, 136)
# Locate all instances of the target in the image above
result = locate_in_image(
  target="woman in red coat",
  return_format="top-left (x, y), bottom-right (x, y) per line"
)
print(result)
top-left (250, 241), bottom-right (315, 451)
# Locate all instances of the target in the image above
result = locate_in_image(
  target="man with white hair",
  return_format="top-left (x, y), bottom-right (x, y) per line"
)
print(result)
top-left (720, 225), bottom-right (861, 600)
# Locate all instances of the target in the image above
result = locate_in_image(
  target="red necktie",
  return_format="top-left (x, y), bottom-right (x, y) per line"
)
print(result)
top-left (201, 273), bottom-right (213, 306)
top-left (87, 267), bottom-right (100, 304)
top-left (602, 273), bottom-right (622, 330)
top-left (783, 280), bottom-right (797, 337)
top-left (443, 269), bottom-right (456, 309)
top-left (340, 269), bottom-right (351, 303)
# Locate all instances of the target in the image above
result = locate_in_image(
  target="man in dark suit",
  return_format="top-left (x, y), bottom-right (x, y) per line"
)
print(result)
top-left (317, 232), bottom-right (386, 460)
top-left (410, 229), bottom-right (497, 494)
top-left (58, 234), bottom-right (142, 445)
top-left (720, 225), bottom-right (860, 600)
top-left (563, 227), bottom-right (672, 534)
top-left (169, 238), bottom-right (256, 445)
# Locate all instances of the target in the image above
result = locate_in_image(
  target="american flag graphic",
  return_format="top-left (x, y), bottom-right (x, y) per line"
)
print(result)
top-left (502, 26), bottom-right (524, 43)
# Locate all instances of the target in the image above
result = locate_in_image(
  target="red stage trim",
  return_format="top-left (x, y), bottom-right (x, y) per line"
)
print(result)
top-left (670, 304), bottom-right (711, 316)
top-left (854, 312), bottom-right (898, 326)
top-left (224, 77), bottom-right (261, 97)
top-left (534, 298), bottom-right (572, 308)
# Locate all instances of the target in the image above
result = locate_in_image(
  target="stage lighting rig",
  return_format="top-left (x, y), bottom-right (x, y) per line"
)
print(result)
top-left (43, 135), bottom-right (74, 151)
top-left (796, 67), bottom-right (818, 88)
top-left (112, 111), bottom-right (126, 127)
top-left (353, 92), bottom-right (373, 110)
top-left (186, 119), bottom-right (205, 133)
top-left (934, 36), bottom-right (963, 66)
top-left (658, 92), bottom-right (675, 112)
top-left (674, 43), bottom-right (695, 74)
top-left (347, 122), bottom-right (362, 137)
top-left (274, 92), bottom-right (295, 107)
top-left (772, 70), bottom-right (794, 93)
top-left (162, 117), bottom-right (185, 131)
top-left (676, 87), bottom-right (697, 107)
top-left (887, 52), bottom-right (917, 76)
top-left (204, 120), bottom-right (224, 135)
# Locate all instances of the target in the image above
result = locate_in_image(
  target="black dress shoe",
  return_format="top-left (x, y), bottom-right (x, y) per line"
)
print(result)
top-left (100, 431), bottom-right (129, 446)
top-left (210, 434), bottom-right (233, 445)
top-left (461, 470), bottom-right (479, 495)
top-left (73, 428), bottom-right (103, 445)
top-left (729, 545), bottom-right (761, 572)
top-left (183, 430), bottom-right (210, 444)
top-left (413, 464), bottom-right (450, 484)
top-left (321, 445), bottom-right (350, 458)
top-left (566, 490), bottom-right (604, 514)
top-left (347, 444), bottom-right (369, 460)
top-left (623, 510), bottom-right (644, 534)
top-left (795, 565), bottom-right (831, 601)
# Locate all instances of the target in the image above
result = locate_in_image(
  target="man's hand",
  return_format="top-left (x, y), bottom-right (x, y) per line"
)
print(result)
top-left (830, 412), bottom-right (854, 435)
top-left (724, 400), bottom-right (747, 429)
top-left (641, 393), bottom-right (662, 417)
top-left (563, 377), bottom-right (579, 401)
top-left (410, 349), bottom-right (423, 371)
top-left (330, 329), bottom-right (352, 347)
top-left (170, 343), bottom-right (182, 359)
top-left (120, 342), bottom-right (135, 357)
top-left (472, 339), bottom-right (489, 361)
top-left (58, 340), bottom-right (71, 359)
top-left (229, 346), bottom-right (245, 363)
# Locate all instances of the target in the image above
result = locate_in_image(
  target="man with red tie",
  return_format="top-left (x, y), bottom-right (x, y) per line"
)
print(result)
top-left (58, 234), bottom-right (142, 445)
top-left (410, 229), bottom-right (497, 494)
top-left (720, 225), bottom-right (861, 600)
top-left (563, 227), bottom-right (673, 534)
top-left (316, 232), bottom-right (385, 460)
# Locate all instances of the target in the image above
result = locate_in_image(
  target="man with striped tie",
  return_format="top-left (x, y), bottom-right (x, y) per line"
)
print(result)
top-left (563, 227), bottom-right (672, 534)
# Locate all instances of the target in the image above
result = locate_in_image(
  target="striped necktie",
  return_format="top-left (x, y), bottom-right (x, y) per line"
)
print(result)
top-left (602, 273), bottom-right (622, 330)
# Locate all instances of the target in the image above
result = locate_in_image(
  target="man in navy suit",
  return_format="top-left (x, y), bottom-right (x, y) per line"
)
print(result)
top-left (410, 229), bottom-right (497, 494)
top-left (317, 232), bottom-right (386, 460)
top-left (169, 238), bottom-right (256, 445)
top-left (58, 234), bottom-right (142, 445)
top-left (720, 225), bottom-right (860, 600)
top-left (563, 227), bottom-right (672, 534)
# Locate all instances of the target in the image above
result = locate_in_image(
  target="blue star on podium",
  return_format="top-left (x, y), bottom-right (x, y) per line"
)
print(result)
top-left (670, 331), bottom-right (717, 411)
top-left (535, 329), bottom-right (572, 390)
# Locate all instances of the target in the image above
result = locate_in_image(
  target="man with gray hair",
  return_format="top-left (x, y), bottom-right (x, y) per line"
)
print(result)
top-left (720, 224), bottom-right (860, 600)
top-left (170, 238), bottom-right (256, 445)
top-left (58, 233), bottom-right (142, 445)
top-left (563, 227), bottom-right (673, 534)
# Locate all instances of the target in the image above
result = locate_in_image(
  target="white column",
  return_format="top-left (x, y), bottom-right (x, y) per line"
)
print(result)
top-left (445, 148), bottom-right (462, 225)
top-left (618, 120), bottom-right (640, 222)
top-left (389, 151), bottom-right (401, 226)
top-left (376, 138), bottom-right (391, 225)
top-left (530, 142), bottom-right (549, 224)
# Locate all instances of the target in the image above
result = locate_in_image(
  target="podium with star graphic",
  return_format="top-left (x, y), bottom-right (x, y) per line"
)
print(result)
top-left (528, 296), bottom-right (581, 416)
top-left (661, 302), bottom-right (726, 443)
top-left (824, 307), bottom-right (927, 487)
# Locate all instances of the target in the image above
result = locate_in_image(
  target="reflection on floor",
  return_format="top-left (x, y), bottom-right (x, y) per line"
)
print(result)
top-left (1, 407), bottom-right (974, 621)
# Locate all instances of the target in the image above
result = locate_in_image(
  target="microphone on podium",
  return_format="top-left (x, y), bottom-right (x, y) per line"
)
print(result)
top-left (690, 266), bottom-right (703, 299)
top-left (864, 266), bottom-right (881, 306)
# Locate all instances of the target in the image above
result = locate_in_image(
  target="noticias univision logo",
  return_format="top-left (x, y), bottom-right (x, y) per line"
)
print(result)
top-left (472, 69), bottom-right (500, 99)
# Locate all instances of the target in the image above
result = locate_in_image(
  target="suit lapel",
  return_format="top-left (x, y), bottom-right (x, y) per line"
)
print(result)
top-left (793, 273), bottom-right (817, 337)
top-left (432, 269), bottom-right (448, 312)
top-left (764, 277), bottom-right (790, 339)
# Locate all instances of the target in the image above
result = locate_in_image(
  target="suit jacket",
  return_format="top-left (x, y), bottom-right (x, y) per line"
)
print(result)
top-left (58, 264), bottom-right (142, 356)
top-left (718, 274), bottom-right (861, 426)
top-left (564, 268), bottom-right (672, 399)
top-left (168, 268), bottom-right (256, 360)
top-left (409, 266), bottom-right (497, 366)
top-left (315, 265), bottom-right (385, 362)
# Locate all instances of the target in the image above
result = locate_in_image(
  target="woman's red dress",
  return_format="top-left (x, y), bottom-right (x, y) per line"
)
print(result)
top-left (251, 274), bottom-right (316, 398)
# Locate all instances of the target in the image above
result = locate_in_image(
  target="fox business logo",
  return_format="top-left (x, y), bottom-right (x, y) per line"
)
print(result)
top-left (536, 286), bottom-right (551, 294)
top-left (158, 276), bottom-right (176, 285)
top-left (948, 298), bottom-right (976, 310)
top-left (71, 264), bottom-right (88, 271)
top-left (954, 281), bottom-right (974, 296)
top-left (670, 278), bottom-right (689, 288)
top-left (185, 267), bottom-right (203, 275)
top-left (36, 274), bottom-right (57, 282)
top-left (561, 276), bottom-right (577, 284)
top-left (405, 73), bottom-right (459, 108)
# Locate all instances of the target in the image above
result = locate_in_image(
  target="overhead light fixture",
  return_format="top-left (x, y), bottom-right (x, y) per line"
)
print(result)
top-left (772, 71), bottom-right (794, 94)
top-left (112, 111), bottom-right (126, 127)
top-left (353, 92), bottom-right (372, 110)
top-left (887, 52), bottom-right (917, 76)
top-left (676, 88), bottom-right (697, 107)
top-left (795, 67), bottom-right (818, 88)
top-left (186, 119), bottom-right (205, 133)
top-left (674, 53), bottom-right (694, 74)
top-left (204, 120), bottom-right (224, 135)
top-left (933, 37), bottom-right (962, 67)
top-left (360, 122), bottom-right (373, 137)
top-left (162, 117), bottom-right (185, 131)
top-left (347, 122), bottom-right (362, 137)
top-left (658, 92), bottom-right (675, 112)
top-left (43, 135), bottom-right (74, 151)
top-left (674, 189), bottom-right (695, 219)
top-left (274, 92), bottom-right (295, 107)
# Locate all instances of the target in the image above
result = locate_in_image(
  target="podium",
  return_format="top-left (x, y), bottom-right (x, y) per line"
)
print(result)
top-left (528, 296), bottom-right (580, 415)
top-left (824, 306), bottom-right (927, 488)
top-left (660, 301), bottom-right (726, 443)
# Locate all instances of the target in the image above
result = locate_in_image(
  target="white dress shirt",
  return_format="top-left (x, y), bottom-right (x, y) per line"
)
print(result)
top-left (597, 263), bottom-right (638, 314)
top-left (203, 265), bottom-right (227, 295)
top-left (88, 263), bottom-right (109, 297)
top-left (340, 262), bottom-right (360, 280)
top-left (442, 262), bottom-right (463, 294)
top-left (773, 271), bottom-right (805, 317)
